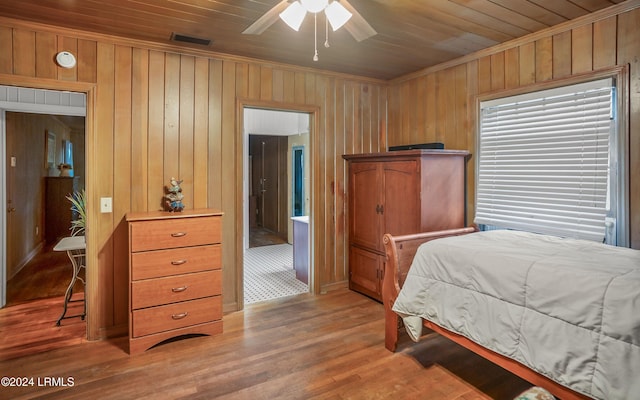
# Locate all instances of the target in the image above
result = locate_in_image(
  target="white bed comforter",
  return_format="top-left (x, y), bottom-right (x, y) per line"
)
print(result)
top-left (392, 230), bottom-right (640, 399)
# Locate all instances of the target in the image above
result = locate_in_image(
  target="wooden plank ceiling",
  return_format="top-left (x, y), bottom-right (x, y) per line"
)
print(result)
top-left (0, 0), bottom-right (625, 80)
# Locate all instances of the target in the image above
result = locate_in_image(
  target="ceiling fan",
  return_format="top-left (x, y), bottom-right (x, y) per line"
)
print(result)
top-left (243, 0), bottom-right (377, 60)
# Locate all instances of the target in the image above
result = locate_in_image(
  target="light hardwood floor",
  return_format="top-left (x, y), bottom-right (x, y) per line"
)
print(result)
top-left (0, 289), bottom-right (532, 399)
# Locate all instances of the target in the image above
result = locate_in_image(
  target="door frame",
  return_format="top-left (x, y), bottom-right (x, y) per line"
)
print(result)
top-left (0, 77), bottom-right (98, 340)
top-left (236, 99), bottom-right (318, 310)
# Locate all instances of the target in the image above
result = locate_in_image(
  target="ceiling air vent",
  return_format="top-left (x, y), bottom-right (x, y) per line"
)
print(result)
top-left (170, 33), bottom-right (212, 46)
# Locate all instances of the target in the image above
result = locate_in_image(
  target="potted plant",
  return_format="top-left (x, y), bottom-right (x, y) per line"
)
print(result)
top-left (66, 189), bottom-right (86, 236)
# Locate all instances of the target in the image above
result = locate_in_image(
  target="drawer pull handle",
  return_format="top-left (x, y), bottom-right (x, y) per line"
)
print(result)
top-left (171, 286), bottom-right (188, 293)
top-left (171, 260), bottom-right (187, 265)
top-left (171, 312), bottom-right (188, 320)
top-left (171, 232), bottom-right (187, 238)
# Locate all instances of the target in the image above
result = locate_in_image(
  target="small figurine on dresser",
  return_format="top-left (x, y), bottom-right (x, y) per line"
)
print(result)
top-left (165, 177), bottom-right (184, 212)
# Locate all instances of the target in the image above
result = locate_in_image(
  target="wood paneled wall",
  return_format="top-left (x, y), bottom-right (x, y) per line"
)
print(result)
top-left (388, 5), bottom-right (640, 250)
top-left (0, 18), bottom-right (387, 339)
top-left (2, 3), bottom-right (637, 341)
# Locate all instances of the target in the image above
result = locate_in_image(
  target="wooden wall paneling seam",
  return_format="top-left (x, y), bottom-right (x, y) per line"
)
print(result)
top-left (246, 64), bottom-right (259, 100)
top-left (113, 44), bottom-right (133, 327)
top-left (444, 68), bottom-right (457, 144)
top-left (58, 36), bottom-right (78, 81)
top-left (294, 72), bottom-right (306, 104)
top-left (386, 85), bottom-right (398, 146)
top-left (260, 66), bottom-right (273, 101)
top-left (179, 55), bottom-right (195, 210)
top-left (283, 70), bottom-right (295, 104)
top-left (314, 75), bottom-right (327, 289)
top-left (208, 59), bottom-right (223, 210)
top-left (0, 27), bottom-right (12, 74)
top-left (454, 64), bottom-right (468, 151)
top-left (77, 39), bottom-right (97, 83)
top-left (415, 75), bottom-right (427, 142)
top-left (131, 47), bottom-right (149, 212)
top-left (535, 36), bottom-right (553, 82)
top-left (363, 83), bottom-right (374, 153)
top-left (163, 53), bottom-right (180, 188)
top-left (193, 56), bottom-right (209, 209)
top-left (435, 70), bottom-right (448, 145)
top-left (519, 42), bottom-right (536, 86)
top-left (490, 52), bottom-right (505, 91)
top-left (552, 31), bottom-right (572, 79)
top-left (273, 69), bottom-right (284, 102)
top-left (571, 24), bottom-right (593, 74)
top-left (96, 42), bottom-right (116, 330)
top-left (334, 79), bottom-right (347, 283)
top-left (593, 16), bottom-right (618, 70)
top-left (477, 56), bottom-right (492, 94)
top-left (353, 82), bottom-right (362, 153)
top-left (400, 81), bottom-right (410, 146)
top-left (13, 29), bottom-right (36, 77)
top-left (326, 78), bottom-right (337, 283)
top-left (220, 59), bottom-right (237, 310)
top-left (235, 63), bottom-right (248, 100)
top-left (504, 47), bottom-right (520, 89)
top-left (147, 50), bottom-right (165, 211)
top-left (425, 74), bottom-right (436, 143)
top-left (379, 86), bottom-right (388, 150)
top-left (407, 77), bottom-right (418, 145)
top-left (35, 31), bottom-right (56, 79)
top-left (466, 59), bottom-right (479, 226)
top-left (84, 85), bottom-right (98, 340)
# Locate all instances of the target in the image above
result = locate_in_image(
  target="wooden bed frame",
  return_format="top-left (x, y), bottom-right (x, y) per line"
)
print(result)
top-left (381, 228), bottom-right (590, 400)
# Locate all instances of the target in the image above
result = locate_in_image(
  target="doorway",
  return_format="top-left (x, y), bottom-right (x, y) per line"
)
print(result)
top-left (243, 107), bottom-right (311, 305)
top-left (0, 85), bottom-right (87, 357)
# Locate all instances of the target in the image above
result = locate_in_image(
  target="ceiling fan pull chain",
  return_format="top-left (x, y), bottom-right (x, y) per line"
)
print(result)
top-left (325, 16), bottom-right (330, 48)
top-left (313, 13), bottom-right (319, 61)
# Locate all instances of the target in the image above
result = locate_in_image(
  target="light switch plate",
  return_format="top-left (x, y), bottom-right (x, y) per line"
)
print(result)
top-left (100, 197), bottom-right (112, 213)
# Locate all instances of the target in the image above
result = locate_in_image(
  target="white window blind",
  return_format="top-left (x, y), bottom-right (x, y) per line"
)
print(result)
top-left (475, 78), bottom-right (615, 242)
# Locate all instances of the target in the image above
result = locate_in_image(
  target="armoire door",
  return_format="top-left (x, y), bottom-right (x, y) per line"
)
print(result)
top-left (349, 162), bottom-right (382, 252)
top-left (382, 160), bottom-right (420, 237)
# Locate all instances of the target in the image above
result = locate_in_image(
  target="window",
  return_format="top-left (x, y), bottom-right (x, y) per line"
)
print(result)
top-left (475, 77), bottom-right (626, 245)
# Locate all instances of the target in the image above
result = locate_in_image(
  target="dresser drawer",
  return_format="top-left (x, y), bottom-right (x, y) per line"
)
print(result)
top-left (130, 215), bottom-right (221, 252)
top-left (131, 244), bottom-right (220, 280)
top-left (132, 296), bottom-right (222, 338)
top-left (131, 270), bottom-right (221, 309)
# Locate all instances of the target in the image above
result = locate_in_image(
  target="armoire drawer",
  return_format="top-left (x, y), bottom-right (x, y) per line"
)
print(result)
top-left (131, 269), bottom-right (222, 310)
top-left (132, 296), bottom-right (222, 338)
top-left (131, 244), bottom-right (221, 280)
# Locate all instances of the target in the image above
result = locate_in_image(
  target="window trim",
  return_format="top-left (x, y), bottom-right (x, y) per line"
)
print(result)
top-left (473, 65), bottom-right (630, 247)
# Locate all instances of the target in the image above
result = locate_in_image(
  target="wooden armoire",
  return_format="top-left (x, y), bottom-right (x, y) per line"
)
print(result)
top-left (343, 150), bottom-right (469, 301)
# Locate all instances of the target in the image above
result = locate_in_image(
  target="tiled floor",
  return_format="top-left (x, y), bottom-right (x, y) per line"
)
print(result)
top-left (244, 244), bottom-right (309, 304)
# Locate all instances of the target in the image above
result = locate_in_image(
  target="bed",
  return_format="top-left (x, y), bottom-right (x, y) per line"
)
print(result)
top-left (382, 228), bottom-right (640, 400)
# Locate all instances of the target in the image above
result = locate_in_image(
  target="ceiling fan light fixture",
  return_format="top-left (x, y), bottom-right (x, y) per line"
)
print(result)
top-left (280, 1), bottom-right (307, 31)
top-left (325, 1), bottom-right (352, 31)
top-left (301, 0), bottom-right (328, 13)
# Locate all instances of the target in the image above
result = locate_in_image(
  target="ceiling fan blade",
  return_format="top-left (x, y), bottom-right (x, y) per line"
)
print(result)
top-left (243, 0), bottom-right (290, 35)
top-left (340, 0), bottom-right (377, 42)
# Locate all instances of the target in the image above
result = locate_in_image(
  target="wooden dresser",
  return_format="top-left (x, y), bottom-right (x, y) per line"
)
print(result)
top-left (342, 150), bottom-right (469, 301)
top-left (45, 176), bottom-right (79, 243)
top-left (126, 209), bottom-right (223, 355)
